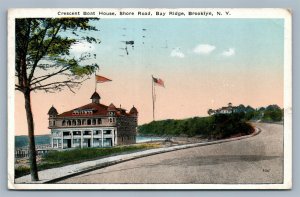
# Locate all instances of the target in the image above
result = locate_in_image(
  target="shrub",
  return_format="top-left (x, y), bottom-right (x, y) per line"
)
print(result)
top-left (138, 114), bottom-right (253, 139)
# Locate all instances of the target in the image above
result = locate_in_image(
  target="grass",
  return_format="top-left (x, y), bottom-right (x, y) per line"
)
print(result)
top-left (15, 143), bottom-right (160, 178)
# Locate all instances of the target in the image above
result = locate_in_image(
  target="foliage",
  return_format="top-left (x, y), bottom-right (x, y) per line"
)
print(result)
top-left (208, 104), bottom-right (283, 122)
top-left (262, 106), bottom-right (283, 122)
top-left (15, 18), bottom-right (100, 93)
top-left (138, 114), bottom-right (254, 139)
top-left (15, 166), bottom-right (30, 178)
top-left (242, 104), bottom-right (283, 122)
top-left (210, 113), bottom-right (253, 139)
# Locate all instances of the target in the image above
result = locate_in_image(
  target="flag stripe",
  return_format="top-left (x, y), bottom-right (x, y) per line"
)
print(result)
top-left (152, 76), bottom-right (165, 87)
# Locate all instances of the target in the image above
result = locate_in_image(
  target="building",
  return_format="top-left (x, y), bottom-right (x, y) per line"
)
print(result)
top-left (48, 92), bottom-right (138, 149)
top-left (207, 102), bottom-right (257, 116)
top-left (207, 102), bottom-right (238, 115)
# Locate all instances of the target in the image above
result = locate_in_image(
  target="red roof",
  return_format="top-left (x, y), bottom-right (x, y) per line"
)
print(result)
top-left (107, 103), bottom-right (117, 111)
top-left (57, 102), bottom-right (132, 118)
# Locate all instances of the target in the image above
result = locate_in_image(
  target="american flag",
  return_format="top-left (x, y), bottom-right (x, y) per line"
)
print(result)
top-left (152, 76), bottom-right (165, 87)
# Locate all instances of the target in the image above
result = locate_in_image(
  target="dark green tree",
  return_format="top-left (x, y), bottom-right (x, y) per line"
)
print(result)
top-left (15, 18), bottom-right (100, 181)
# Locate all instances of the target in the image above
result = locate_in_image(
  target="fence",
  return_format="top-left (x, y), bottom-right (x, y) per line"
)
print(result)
top-left (15, 144), bottom-right (52, 158)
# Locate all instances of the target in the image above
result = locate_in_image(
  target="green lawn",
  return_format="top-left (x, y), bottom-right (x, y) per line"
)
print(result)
top-left (15, 143), bottom-right (160, 178)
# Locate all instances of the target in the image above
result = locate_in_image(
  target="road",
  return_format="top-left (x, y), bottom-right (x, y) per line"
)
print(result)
top-left (59, 123), bottom-right (283, 184)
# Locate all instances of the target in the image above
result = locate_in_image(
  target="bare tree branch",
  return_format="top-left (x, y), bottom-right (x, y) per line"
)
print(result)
top-left (30, 66), bottom-right (70, 85)
top-left (31, 76), bottom-right (89, 91)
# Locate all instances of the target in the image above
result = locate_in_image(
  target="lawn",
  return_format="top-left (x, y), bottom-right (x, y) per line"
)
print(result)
top-left (15, 143), bottom-right (161, 178)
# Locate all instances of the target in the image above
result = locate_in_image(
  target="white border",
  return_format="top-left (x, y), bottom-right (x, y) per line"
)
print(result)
top-left (7, 8), bottom-right (292, 190)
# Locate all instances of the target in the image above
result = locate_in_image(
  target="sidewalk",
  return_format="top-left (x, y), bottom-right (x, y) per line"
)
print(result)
top-left (14, 127), bottom-right (260, 184)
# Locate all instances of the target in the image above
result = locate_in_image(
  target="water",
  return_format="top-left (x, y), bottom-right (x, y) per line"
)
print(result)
top-left (136, 136), bottom-right (165, 143)
top-left (15, 135), bottom-right (51, 148)
top-left (15, 135), bottom-right (165, 148)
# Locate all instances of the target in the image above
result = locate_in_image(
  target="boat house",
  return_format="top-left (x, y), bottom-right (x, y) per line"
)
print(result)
top-left (48, 92), bottom-right (138, 149)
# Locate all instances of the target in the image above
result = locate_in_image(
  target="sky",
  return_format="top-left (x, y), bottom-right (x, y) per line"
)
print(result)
top-left (15, 18), bottom-right (284, 135)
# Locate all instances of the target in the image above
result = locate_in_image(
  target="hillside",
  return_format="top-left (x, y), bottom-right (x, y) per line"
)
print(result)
top-left (138, 113), bottom-right (254, 139)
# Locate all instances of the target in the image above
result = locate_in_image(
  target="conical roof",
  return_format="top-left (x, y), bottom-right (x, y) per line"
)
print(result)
top-left (48, 106), bottom-right (58, 115)
top-left (129, 105), bottom-right (138, 114)
top-left (90, 91), bottom-right (101, 99)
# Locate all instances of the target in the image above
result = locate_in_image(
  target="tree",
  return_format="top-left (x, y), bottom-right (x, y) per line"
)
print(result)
top-left (15, 18), bottom-right (100, 181)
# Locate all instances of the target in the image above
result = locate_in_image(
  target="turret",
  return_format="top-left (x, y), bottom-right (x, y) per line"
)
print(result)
top-left (90, 91), bottom-right (101, 104)
top-left (129, 105), bottom-right (138, 116)
top-left (48, 106), bottom-right (58, 117)
top-left (48, 105), bottom-right (58, 128)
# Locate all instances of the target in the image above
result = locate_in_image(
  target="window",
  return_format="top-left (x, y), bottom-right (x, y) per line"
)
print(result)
top-left (77, 119), bottom-right (81, 125)
top-left (73, 131), bottom-right (81, 136)
top-left (53, 121), bottom-right (56, 126)
top-left (62, 120), bottom-right (66, 126)
top-left (87, 119), bottom-right (91, 125)
top-left (103, 130), bottom-right (111, 134)
top-left (94, 130), bottom-right (101, 135)
top-left (92, 119), bottom-right (96, 125)
top-left (97, 118), bottom-right (102, 124)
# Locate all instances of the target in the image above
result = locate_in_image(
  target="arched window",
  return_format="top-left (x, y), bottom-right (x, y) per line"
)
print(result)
top-left (97, 118), bottom-right (102, 125)
top-left (82, 119), bottom-right (86, 125)
top-left (72, 120), bottom-right (76, 125)
top-left (92, 119), bottom-right (96, 125)
top-left (62, 120), bottom-right (66, 126)
top-left (87, 119), bottom-right (91, 125)
top-left (77, 119), bottom-right (81, 125)
top-left (67, 120), bottom-right (71, 126)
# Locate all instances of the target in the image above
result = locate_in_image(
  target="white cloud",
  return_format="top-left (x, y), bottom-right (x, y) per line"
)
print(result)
top-left (222, 48), bottom-right (235, 57)
top-left (170, 48), bottom-right (185, 58)
top-left (70, 41), bottom-right (95, 57)
top-left (193, 44), bottom-right (216, 55)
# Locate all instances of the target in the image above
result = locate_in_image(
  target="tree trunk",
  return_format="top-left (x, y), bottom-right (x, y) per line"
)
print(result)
top-left (24, 90), bottom-right (39, 181)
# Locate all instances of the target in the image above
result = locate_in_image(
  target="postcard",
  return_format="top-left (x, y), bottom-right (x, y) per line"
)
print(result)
top-left (7, 8), bottom-right (292, 190)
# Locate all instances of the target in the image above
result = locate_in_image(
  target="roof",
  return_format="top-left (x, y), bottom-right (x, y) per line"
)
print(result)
top-left (107, 103), bottom-right (117, 111)
top-left (129, 106), bottom-right (138, 114)
top-left (48, 106), bottom-right (58, 115)
top-left (57, 102), bottom-right (133, 118)
top-left (90, 92), bottom-right (101, 99)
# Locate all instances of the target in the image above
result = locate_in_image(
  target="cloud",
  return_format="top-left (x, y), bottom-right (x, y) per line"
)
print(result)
top-left (193, 44), bottom-right (216, 55)
top-left (222, 48), bottom-right (235, 57)
top-left (70, 41), bottom-right (95, 57)
top-left (170, 48), bottom-right (185, 58)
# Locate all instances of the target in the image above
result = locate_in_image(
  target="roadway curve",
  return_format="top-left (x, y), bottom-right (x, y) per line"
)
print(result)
top-left (59, 123), bottom-right (283, 184)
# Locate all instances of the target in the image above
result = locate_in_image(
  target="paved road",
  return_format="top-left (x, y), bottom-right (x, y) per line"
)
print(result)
top-left (60, 123), bottom-right (283, 184)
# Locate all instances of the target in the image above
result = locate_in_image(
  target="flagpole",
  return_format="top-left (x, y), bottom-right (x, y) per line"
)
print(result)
top-left (95, 73), bottom-right (97, 92)
top-left (152, 75), bottom-right (155, 121)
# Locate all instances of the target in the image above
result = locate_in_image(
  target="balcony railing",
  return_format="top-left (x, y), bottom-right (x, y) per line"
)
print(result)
top-left (49, 121), bottom-right (117, 128)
